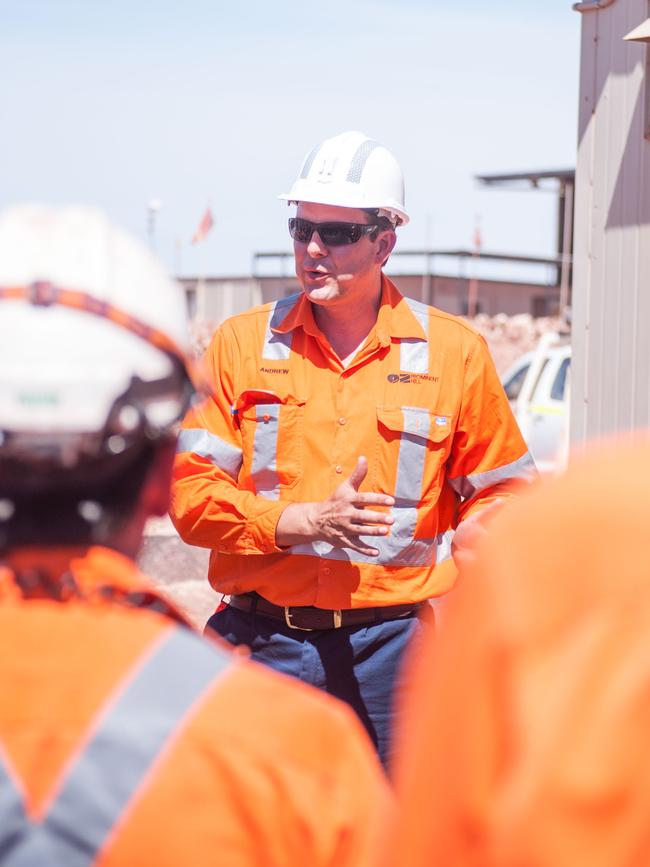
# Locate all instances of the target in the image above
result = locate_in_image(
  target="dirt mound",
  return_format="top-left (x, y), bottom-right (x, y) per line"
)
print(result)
top-left (466, 313), bottom-right (565, 374)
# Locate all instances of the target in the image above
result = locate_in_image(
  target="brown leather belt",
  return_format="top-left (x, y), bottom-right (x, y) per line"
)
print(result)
top-left (227, 592), bottom-right (421, 631)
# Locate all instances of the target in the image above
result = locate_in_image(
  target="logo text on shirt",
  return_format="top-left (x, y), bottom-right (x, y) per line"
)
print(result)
top-left (259, 367), bottom-right (290, 374)
top-left (387, 373), bottom-right (439, 384)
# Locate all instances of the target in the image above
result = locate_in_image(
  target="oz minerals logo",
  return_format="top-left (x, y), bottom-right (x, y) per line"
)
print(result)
top-left (387, 373), bottom-right (439, 384)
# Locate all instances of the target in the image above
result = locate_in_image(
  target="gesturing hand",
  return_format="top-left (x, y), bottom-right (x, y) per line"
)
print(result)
top-left (275, 456), bottom-right (395, 556)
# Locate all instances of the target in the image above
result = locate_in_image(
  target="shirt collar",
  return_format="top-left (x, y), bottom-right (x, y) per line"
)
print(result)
top-left (271, 275), bottom-right (428, 346)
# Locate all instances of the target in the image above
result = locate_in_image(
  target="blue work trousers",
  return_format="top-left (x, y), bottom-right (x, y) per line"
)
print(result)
top-left (206, 604), bottom-right (427, 768)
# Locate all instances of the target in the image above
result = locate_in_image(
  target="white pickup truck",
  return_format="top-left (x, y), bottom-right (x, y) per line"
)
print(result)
top-left (501, 332), bottom-right (571, 475)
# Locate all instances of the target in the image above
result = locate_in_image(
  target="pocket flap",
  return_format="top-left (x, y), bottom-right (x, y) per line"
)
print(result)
top-left (377, 405), bottom-right (452, 442)
top-left (236, 391), bottom-right (306, 421)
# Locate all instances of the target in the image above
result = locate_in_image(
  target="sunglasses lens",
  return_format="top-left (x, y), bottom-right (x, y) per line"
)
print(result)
top-left (319, 223), bottom-right (361, 246)
top-left (288, 219), bottom-right (374, 246)
top-left (288, 218), bottom-right (314, 243)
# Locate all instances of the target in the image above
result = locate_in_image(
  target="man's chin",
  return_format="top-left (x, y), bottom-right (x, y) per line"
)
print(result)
top-left (302, 280), bottom-right (340, 303)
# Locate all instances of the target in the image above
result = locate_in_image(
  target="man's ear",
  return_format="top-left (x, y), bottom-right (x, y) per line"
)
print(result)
top-left (376, 229), bottom-right (397, 267)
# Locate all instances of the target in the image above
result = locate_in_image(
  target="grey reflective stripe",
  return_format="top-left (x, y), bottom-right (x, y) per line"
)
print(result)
top-left (177, 428), bottom-right (242, 481)
top-left (346, 140), bottom-right (379, 183)
top-left (262, 295), bottom-right (299, 360)
top-left (401, 298), bottom-right (429, 373)
top-left (291, 526), bottom-right (453, 568)
top-left (251, 405), bottom-right (281, 499)
top-left (367, 408), bottom-right (430, 565)
top-left (435, 529), bottom-right (454, 564)
top-left (0, 628), bottom-right (232, 867)
top-left (292, 407), bottom-right (439, 567)
top-left (394, 408), bottom-right (430, 502)
top-left (300, 146), bottom-right (319, 179)
top-left (0, 759), bottom-right (30, 864)
top-left (290, 527), bottom-right (438, 567)
top-left (448, 450), bottom-right (537, 500)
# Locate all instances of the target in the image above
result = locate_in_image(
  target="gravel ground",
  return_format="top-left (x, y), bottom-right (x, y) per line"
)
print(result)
top-left (137, 516), bottom-right (220, 631)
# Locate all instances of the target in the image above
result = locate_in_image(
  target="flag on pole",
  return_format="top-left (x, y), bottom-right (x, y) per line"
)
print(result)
top-left (191, 208), bottom-right (214, 244)
top-left (473, 220), bottom-right (482, 251)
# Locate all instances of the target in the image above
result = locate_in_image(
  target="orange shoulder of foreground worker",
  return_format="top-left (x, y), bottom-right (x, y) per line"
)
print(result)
top-left (0, 547), bottom-right (390, 867)
top-left (390, 436), bottom-right (650, 867)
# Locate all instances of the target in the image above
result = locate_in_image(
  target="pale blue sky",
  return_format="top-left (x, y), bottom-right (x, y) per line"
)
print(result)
top-left (1, 1), bottom-right (580, 279)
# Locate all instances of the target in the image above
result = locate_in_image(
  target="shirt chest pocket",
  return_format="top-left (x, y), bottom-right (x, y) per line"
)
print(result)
top-left (239, 397), bottom-right (306, 499)
top-left (374, 406), bottom-right (453, 505)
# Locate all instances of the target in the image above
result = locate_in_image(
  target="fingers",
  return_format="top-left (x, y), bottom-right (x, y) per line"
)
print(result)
top-left (337, 534), bottom-right (382, 557)
top-left (353, 492), bottom-right (395, 508)
top-left (350, 508), bottom-right (393, 528)
top-left (347, 455), bottom-right (369, 491)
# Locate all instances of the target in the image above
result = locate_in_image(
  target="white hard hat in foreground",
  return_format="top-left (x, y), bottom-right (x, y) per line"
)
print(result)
top-left (0, 205), bottom-right (192, 450)
top-left (0, 205), bottom-right (197, 547)
top-left (279, 130), bottom-right (409, 226)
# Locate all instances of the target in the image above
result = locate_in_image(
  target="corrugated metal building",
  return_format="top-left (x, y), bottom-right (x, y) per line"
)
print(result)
top-left (572, 0), bottom-right (650, 445)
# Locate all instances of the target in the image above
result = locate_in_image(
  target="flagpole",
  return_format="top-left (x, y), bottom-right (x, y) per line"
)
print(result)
top-left (467, 214), bottom-right (481, 318)
top-left (191, 207), bottom-right (215, 321)
top-left (174, 237), bottom-right (182, 278)
top-left (147, 198), bottom-right (163, 252)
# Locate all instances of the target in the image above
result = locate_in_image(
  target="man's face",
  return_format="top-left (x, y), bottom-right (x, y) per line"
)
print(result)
top-left (292, 202), bottom-right (396, 308)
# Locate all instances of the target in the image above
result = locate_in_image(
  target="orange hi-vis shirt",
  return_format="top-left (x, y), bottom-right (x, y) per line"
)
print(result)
top-left (390, 438), bottom-right (650, 867)
top-left (171, 276), bottom-right (534, 609)
top-left (0, 546), bottom-right (391, 867)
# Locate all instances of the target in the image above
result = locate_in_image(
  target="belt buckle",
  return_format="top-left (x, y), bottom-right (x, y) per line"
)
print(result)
top-left (284, 606), bottom-right (314, 631)
top-left (283, 607), bottom-right (343, 630)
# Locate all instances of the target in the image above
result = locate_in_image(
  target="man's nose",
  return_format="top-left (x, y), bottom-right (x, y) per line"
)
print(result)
top-left (306, 231), bottom-right (328, 257)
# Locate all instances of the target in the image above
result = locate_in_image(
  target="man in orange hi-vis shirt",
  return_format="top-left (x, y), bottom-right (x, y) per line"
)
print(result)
top-left (391, 437), bottom-right (650, 867)
top-left (0, 205), bottom-right (390, 866)
top-left (171, 130), bottom-right (535, 766)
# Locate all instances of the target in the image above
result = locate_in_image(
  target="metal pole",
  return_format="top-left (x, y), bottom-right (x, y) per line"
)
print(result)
top-left (422, 214), bottom-right (432, 304)
top-left (559, 181), bottom-right (574, 316)
top-left (174, 237), bottom-right (182, 278)
top-left (147, 198), bottom-right (162, 252)
top-left (467, 216), bottom-right (481, 318)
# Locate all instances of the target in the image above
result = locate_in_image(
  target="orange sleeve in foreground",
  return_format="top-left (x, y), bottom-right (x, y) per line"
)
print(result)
top-left (390, 439), bottom-right (650, 867)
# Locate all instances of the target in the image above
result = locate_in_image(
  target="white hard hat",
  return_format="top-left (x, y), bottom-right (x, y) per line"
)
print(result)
top-left (0, 205), bottom-right (193, 465)
top-left (279, 131), bottom-right (409, 226)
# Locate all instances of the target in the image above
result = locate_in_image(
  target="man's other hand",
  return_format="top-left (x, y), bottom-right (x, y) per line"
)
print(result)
top-left (451, 500), bottom-right (505, 572)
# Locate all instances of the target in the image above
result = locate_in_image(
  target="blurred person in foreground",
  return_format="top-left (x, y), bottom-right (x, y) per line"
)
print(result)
top-left (0, 206), bottom-right (389, 867)
top-left (390, 437), bottom-right (650, 867)
top-left (171, 130), bottom-right (535, 766)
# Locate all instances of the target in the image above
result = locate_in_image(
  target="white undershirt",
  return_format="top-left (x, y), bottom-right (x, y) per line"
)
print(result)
top-left (341, 338), bottom-right (367, 368)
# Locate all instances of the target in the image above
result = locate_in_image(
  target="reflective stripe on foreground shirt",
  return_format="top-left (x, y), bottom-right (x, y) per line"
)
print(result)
top-left (0, 627), bottom-right (232, 867)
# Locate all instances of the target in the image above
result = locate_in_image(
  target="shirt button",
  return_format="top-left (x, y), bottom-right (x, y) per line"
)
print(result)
top-left (262, 414), bottom-right (270, 422)
top-left (323, 567), bottom-right (331, 575)
top-left (338, 417), bottom-right (346, 425)
top-left (335, 465), bottom-right (343, 474)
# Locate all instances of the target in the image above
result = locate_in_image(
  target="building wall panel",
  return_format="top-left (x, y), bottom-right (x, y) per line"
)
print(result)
top-left (572, 0), bottom-right (650, 445)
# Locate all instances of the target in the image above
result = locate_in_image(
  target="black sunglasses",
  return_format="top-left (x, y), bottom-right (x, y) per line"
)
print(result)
top-left (288, 217), bottom-right (381, 247)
